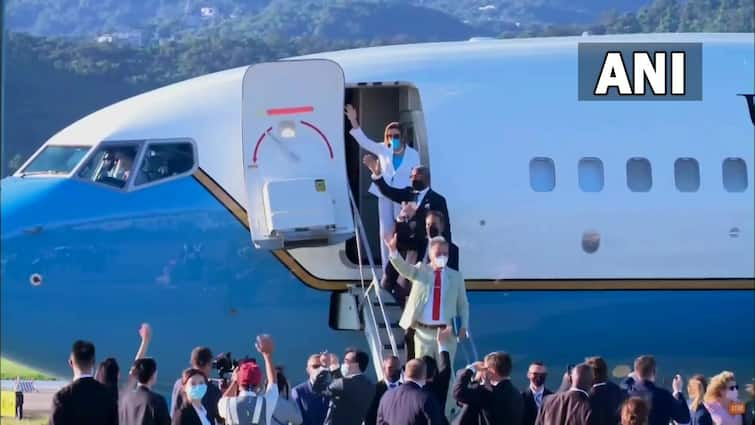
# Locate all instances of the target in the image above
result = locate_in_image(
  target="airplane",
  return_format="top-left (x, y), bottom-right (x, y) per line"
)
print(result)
top-left (2, 33), bottom-right (753, 398)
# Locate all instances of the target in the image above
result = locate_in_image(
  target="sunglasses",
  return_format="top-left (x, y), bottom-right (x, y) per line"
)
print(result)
top-left (309, 364), bottom-right (321, 369)
top-left (729, 385), bottom-right (739, 391)
top-left (388, 133), bottom-right (401, 138)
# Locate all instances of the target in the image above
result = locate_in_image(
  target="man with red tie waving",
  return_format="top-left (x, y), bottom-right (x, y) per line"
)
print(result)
top-left (385, 233), bottom-right (470, 367)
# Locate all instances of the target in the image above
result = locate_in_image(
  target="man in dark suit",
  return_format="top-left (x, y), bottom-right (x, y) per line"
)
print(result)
top-left (522, 362), bottom-right (554, 425)
top-left (120, 358), bottom-right (171, 425)
top-left (292, 354), bottom-right (331, 425)
top-left (378, 358), bottom-right (445, 425)
top-left (424, 327), bottom-right (454, 413)
top-left (363, 158), bottom-right (451, 254)
top-left (49, 340), bottom-right (118, 425)
top-left (314, 348), bottom-right (376, 425)
top-left (586, 357), bottom-right (626, 425)
top-left (365, 355), bottom-right (402, 425)
top-left (453, 351), bottom-right (524, 425)
top-left (535, 363), bottom-right (594, 425)
top-left (424, 210), bottom-right (459, 270)
top-left (624, 355), bottom-right (690, 425)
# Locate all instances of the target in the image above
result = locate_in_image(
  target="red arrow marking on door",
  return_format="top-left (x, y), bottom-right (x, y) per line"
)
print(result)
top-left (252, 126), bottom-right (273, 164)
top-left (251, 121), bottom-right (333, 165)
top-left (300, 120), bottom-right (334, 159)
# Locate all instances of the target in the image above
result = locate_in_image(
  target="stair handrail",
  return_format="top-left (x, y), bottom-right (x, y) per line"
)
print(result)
top-left (348, 190), bottom-right (400, 360)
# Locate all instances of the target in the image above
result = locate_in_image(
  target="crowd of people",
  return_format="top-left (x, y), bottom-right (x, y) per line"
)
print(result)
top-left (45, 322), bottom-right (754, 425)
top-left (42, 107), bottom-right (754, 425)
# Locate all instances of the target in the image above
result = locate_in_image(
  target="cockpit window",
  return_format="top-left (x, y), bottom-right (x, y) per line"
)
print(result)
top-left (20, 145), bottom-right (90, 175)
top-left (134, 142), bottom-right (196, 186)
top-left (77, 143), bottom-right (140, 189)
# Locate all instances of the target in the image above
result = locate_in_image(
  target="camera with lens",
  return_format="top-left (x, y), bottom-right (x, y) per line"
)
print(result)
top-left (211, 352), bottom-right (255, 391)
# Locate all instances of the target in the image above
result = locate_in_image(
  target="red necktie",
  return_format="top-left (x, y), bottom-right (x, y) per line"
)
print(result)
top-left (432, 269), bottom-right (442, 321)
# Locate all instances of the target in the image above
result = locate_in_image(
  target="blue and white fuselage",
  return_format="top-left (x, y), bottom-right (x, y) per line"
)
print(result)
top-left (2, 33), bottom-right (753, 393)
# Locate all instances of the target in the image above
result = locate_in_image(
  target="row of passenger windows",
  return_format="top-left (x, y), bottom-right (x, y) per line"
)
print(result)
top-left (530, 157), bottom-right (749, 193)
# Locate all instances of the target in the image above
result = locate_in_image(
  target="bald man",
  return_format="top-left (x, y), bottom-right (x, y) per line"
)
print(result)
top-left (535, 364), bottom-right (595, 425)
top-left (377, 359), bottom-right (444, 425)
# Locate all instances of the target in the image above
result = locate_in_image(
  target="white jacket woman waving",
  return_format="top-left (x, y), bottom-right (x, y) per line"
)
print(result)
top-left (345, 104), bottom-right (420, 264)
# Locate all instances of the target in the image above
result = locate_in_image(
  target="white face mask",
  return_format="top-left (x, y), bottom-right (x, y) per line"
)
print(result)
top-left (340, 363), bottom-right (351, 377)
top-left (726, 389), bottom-right (739, 401)
top-left (434, 255), bottom-right (448, 268)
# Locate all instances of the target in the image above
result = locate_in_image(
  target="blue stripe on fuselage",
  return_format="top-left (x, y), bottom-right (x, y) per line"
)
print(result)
top-left (1, 175), bottom-right (752, 395)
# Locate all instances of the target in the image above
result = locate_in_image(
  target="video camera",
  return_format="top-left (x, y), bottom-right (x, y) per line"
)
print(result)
top-left (211, 352), bottom-right (255, 391)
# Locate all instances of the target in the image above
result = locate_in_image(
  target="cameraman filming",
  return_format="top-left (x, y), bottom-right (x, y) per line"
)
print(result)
top-left (171, 347), bottom-right (223, 424)
top-left (218, 334), bottom-right (278, 425)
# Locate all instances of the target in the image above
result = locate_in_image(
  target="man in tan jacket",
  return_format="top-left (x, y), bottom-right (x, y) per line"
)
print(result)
top-left (385, 233), bottom-right (470, 366)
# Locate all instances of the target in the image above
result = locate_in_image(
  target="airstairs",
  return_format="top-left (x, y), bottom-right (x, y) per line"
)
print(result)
top-left (346, 190), bottom-right (405, 380)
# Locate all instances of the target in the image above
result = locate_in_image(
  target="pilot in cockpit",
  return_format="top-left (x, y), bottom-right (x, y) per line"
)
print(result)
top-left (109, 148), bottom-right (135, 181)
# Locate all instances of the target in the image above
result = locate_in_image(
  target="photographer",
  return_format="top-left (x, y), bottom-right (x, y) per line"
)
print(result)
top-left (218, 334), bottom-right (278, 425)
top-left (171, 347), bottom-right (223, 424)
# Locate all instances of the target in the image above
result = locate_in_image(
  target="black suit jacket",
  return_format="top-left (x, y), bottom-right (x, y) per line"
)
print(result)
top-left (522, 387), bottom-right (554, 425)
top-left (626, 380), bottom-right (690, 425)
top-left (373, 177), bottom-right (451, 258)
top-left (377, 381), bottom-right (445, 425)
top-left (535, 389), bottom-right (595, 425)
top-left (120, 385), bottom-right (171, 425)
top-left (365, 380), bottom-right (395, 425)
top-left (453, 369), bottom-right (524, 425)
top-left (171, 378), bottom-right (222, 424)
top-left (172, 402), bottom-right (211, 425)
top-left (589, 382), bottom-right (626, 425)
top-left (314, 370), bottom-right (376, 425)
top-left (427, 350), bottom-right (452, 412)
top-left (49, 377), bottom-right (118, 425)
top-left (690, 404), bottom-right (714, 425)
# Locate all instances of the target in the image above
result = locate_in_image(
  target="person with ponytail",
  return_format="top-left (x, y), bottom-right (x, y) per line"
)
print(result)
top-left (621, 397), bottom-right (650, 425)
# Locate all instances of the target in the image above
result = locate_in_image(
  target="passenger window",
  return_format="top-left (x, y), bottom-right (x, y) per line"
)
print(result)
top-left (722, 158), bottom-right (748, 192)
top-left (530, 157), bottom-right (555, 192)
top-left (627, 158), bottom-right (652, 192)
top-left (674, 158), bottom-right (700, 192)
top-left (134, 142), bottom-right (196, 186)
top-left (578, 157), bottom-right (604, 192)
top-left (77, 143), bottom-right (140, 189)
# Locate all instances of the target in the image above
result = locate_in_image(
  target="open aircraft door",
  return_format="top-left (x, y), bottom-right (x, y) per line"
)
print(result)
top-left (242, 59), bottom-right (354, 250)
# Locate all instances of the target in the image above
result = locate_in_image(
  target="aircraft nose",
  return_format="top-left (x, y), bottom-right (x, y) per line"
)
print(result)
top-left (1, 176), bottom-right (83, 370)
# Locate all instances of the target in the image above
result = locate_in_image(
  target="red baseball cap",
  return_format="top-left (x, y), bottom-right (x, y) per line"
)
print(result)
top-left (238, 361), bottom-right (261, 387)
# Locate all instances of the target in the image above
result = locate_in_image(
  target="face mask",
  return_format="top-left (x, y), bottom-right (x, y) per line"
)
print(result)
top-left (187, 384), bottom-right (207, 401)
top-left (411, 179), bottom-right (427, 191)
top-left (391, 137), bottom-right (401, 151)
top-left (434, 255), bottom-right (448, 268)
top-left (532, 375), bottom-right (546, 387)
top-left (388, 371), bottom-right (401, 383)
top-left (428, 226), bottom-right (440, 238)
top-left (726, 389), bottom-right (739, 401)
top-left (340, 363), bottom-right (350, 377)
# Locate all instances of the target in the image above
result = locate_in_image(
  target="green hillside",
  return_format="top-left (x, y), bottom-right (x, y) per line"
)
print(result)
top-left (1, 0), bottom-right (753, 176)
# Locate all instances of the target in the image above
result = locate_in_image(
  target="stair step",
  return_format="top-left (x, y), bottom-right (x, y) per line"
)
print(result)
top-left (378, 322), bottom-right (401, 329)
top-left (373, 301), bottom-right (400, 308)
top-left (384, 343), bottom-right (406, 350)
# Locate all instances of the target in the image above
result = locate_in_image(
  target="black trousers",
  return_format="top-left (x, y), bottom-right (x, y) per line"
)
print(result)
top-left (15, 392), bottom-right (23, 419)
